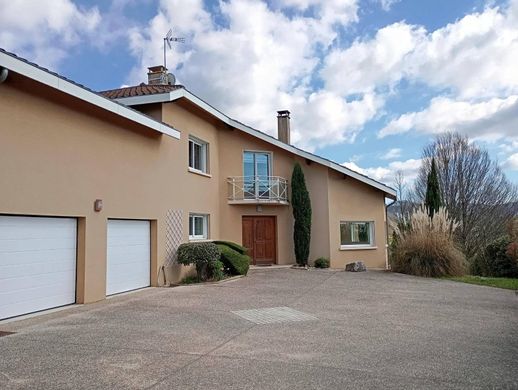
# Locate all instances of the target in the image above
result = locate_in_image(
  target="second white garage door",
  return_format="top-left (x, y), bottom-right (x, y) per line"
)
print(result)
top-left (106, 219), bottom-right (150, 296)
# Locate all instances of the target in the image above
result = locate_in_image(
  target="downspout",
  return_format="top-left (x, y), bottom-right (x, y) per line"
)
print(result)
top-left (0, 67), bottom-right (8, 84)
top-left (385, 197), bottom-right (396, 270)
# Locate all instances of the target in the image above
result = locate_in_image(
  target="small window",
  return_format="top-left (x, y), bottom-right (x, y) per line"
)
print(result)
top-left (189, 214), bottom-right (209, 240)
top-left (189, 136), bottom-right (208, 173)
top-left (340, 221), bottom-right (374, 247)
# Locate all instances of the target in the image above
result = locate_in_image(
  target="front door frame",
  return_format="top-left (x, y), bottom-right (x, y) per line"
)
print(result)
top-left (242, 215), bottom-right (277, 265)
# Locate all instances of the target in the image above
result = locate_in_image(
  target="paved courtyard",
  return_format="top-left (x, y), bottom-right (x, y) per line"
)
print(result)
top-left (1, 269), bottom-right (517, 389)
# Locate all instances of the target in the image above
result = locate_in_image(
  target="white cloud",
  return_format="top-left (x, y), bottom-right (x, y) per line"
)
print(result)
top-left (505, 153), bottom-right (518, 170)
top-left (499, 140), bottom-right (518, 154)
top-left (0, 0), bottom-right (101, 68)
top-left (127, 0), bottom-right (380, 151)
top-left (380, 148), bottom-right (402, 160)
top-left (343, 158), bottom-right (422, 184)
top-left (407, 2), bottom-right (518, 99)
top-left (321, 22), bottom-right (425, 95)
top-left (378, 0), bottom-right (401, 11)
top-left (379, 95), bottom-right (518, 139)
top-left (123, 0), bottom-right (518, 158)
top-left (322, 0), bottom-right (518, 99)
top-left (371, 0), bottom-right (518, 143)
top-left (275, 0), bottom-right (359, 26)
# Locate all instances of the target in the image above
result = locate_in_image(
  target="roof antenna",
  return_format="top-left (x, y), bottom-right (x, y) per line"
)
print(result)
top-left (163, 28), bottom-right (185, 69)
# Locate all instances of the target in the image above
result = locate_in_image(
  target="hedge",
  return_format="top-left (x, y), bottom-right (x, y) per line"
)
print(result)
top-left (177, 242), bottom-right (221, 281)
top-left (213, 240), bottom-right (248, 255)
top-left (471, 237), bottom-right (518, 278)
top-left (217, 244), bottom-right (250, 275)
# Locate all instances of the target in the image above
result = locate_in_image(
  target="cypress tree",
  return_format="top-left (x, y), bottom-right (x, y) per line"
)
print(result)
top-left (291, 162), bottom-right (312, 266)
top-left (425, 157), bottom-right (441, 218)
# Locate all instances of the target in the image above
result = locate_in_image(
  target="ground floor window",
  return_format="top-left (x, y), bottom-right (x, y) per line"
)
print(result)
top-left (340, 221), bottom-right (374, 248)
top-left (189, 214), bottom-right (209, 240)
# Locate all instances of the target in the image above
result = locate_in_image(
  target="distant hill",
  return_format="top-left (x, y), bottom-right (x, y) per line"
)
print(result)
top-left (387, 200), bottom-right (416, 218)
top-left (388, 200), bottom-right (518, 218)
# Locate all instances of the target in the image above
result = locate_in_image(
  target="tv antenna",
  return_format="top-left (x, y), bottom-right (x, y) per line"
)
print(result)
top-left (163, 28), bottom-right (185, 69)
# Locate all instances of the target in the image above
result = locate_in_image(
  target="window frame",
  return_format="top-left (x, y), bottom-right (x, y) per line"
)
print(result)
top-left (189, 213), bottom-right (209, 240)
top-left (242, 150), bottom-right (273, 199)
top-left (339, 221), bottom-right (375, 249)
top-left (188, 136), bottom-right (209, 174)
top-left (242, 150), bottom-right (273, 177)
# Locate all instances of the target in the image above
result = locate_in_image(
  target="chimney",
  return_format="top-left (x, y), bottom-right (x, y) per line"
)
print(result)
top-left (277, 110), bottom-right (291, 144)
top-left (147, 65), bottom-right (168, 85)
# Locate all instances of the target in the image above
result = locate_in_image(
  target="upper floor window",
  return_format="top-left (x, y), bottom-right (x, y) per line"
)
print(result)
top-left (243, 151), bottom-right (271, 199)
top-left (340, 221), bottom-right (374, 248)
top-left (189, 136), bottom-right (208, 173)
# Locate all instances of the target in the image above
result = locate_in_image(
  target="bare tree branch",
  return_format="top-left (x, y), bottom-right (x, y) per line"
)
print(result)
top-left (413, 132), bottom-right (518, 258)
top-left (393, 170), bottom-right (409, 218)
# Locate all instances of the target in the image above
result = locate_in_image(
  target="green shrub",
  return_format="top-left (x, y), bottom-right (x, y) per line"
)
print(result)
top-left (213, 240), bottom-right (248, 255)
top-left (314, 257), bottom-right (330, 268)
top-left (177, 242), bottom-right (221, 281)
top-left (181, 275), bottom-right (200, 284)
top-left (471, 237), bottom-right (518, 278)
top-left (390, 206), bottom-right (466, 277)
top-left (211, 260), bottom-right (225, 281)
top-left (217, 244), bottom-right (250, 275)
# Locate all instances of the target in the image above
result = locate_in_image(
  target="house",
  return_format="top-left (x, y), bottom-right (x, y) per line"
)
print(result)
top-left (0, 49), bottom-right (396, 321)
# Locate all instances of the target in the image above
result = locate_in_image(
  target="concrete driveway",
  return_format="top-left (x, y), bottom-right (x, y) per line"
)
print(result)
top-left (1, 269), bottom-right (517, 389)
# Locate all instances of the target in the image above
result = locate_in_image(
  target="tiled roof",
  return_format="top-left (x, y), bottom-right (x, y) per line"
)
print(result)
top-left (100, 84), bottom-right (184, 99)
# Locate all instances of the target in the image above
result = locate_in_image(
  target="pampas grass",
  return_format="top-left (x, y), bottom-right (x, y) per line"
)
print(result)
top-left (390, 205), bottom-right (466, 277)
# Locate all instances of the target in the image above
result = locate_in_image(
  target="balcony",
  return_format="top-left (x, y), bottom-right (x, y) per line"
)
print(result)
top-left (227, 176), bottom-right (289, 205)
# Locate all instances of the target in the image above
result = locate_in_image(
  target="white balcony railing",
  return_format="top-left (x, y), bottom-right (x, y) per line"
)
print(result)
top-left (227, 176), bottom-right (289, 205)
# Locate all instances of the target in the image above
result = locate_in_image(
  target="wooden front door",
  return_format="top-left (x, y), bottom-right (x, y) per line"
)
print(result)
top-left (242, 216), bottom-right (276, 265)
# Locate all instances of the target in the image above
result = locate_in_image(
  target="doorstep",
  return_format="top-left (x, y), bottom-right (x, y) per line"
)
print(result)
top-left (249, 264), bottom-right (295, 270)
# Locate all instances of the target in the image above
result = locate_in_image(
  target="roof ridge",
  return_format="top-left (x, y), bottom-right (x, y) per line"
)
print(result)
top-left (175, 87), bottom-right (397, 194)
top-left (100, 83), bottom-right (184, 99)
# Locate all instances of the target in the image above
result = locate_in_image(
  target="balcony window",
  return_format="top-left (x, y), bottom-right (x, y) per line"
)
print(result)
top-left (243, 151), bottom-right (271, 199)
top-left (189, 136), bottom-right (208, 173)
top-left (340, 221), bottom-right (374, 248)
top-left (189, 214), bottom-right (209, 240)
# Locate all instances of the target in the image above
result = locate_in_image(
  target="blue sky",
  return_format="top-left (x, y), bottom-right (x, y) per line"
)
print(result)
top-left (1, 0), bottom-right (517, 186)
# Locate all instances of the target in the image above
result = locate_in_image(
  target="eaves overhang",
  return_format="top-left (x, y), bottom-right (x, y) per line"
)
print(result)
top-left (0, 49), bottom-right (180, 140)
top-left (114, 89), bottom-right (397, 198)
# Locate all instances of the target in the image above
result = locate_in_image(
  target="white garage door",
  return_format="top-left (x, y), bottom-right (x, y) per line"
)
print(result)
top-left (0, 216), bottom-right (77, 320)
top-left (106, 219), bottom-right (150, 296)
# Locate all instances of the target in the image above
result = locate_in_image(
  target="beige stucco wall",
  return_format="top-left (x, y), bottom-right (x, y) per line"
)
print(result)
top-left (1, 72), bottom-right (389, 307)
top-left (327, 169), bottom-right (388, 269)
top-left (216, 129), bottom-right (331, 265)
top-left (0, 74), bottom-right (219, 302)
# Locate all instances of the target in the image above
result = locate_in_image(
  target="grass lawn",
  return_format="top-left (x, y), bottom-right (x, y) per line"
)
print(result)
top-left (445, 275), bottom-right (518, 290)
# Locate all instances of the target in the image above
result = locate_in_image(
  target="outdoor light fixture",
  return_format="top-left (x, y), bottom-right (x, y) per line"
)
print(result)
top-left (94, 199), bottom-right (103, 212)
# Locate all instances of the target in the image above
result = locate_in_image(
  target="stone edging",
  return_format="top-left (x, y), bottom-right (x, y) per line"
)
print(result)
top-left (169, 274), bottom-right (245, 287)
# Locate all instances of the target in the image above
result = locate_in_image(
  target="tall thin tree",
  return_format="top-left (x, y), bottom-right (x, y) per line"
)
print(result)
top-left (424, 157), bottom-right (441, 218)
top-left (291, 162), bottom-right (312, 266)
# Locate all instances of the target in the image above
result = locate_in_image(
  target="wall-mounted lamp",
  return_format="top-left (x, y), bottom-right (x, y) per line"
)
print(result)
top-left (94, 199), bottom-right (103, 212)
